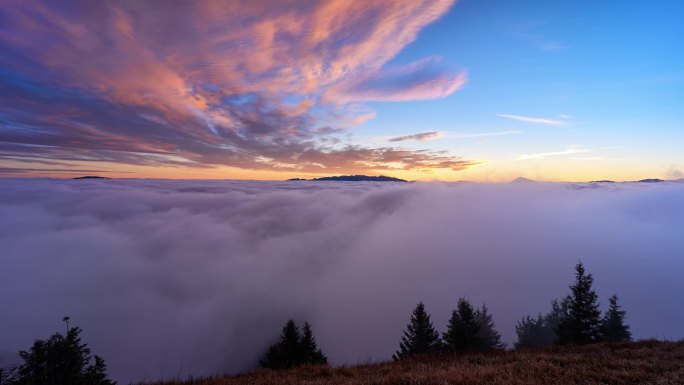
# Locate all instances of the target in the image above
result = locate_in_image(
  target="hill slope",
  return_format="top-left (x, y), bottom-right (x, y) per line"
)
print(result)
top-left (152, 340), bottom-right (684, 385)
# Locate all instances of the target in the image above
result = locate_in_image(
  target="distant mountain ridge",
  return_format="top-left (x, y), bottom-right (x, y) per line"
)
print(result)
top-left (511, 177), bottom-right (536, 183)
top-left (288, 175), bottom-right (409, 182)
top-left (72, 176), bottom-right (110, 180)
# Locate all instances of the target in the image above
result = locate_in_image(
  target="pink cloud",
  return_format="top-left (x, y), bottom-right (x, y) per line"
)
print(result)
top-left (0, 0), bottom-right (471, 173)
top-left (326, 58), bottom-right (467, 103)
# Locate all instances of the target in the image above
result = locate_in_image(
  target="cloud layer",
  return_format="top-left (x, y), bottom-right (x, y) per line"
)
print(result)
top-left (1, 179), bottom-right (684, 383)
top-left (0, 0), bottom-right (470, 175)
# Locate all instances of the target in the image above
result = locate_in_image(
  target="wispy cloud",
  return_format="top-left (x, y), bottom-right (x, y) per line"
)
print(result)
top-left (498, 114), bottom-right (565, 126)
top-left (386, 130), bottom-right (520, 144)
top-left (0, 0), bottom-right (472, 175)
top-left (518, 146), bottom-right (591, 160)
top-left (389, 131), bottom-right (443, 142)
top-left (327, 59), bottom-right (467, 103)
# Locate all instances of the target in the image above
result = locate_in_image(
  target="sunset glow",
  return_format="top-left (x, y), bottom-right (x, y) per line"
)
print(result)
top-left (1, 0), bottom-right (682, 180)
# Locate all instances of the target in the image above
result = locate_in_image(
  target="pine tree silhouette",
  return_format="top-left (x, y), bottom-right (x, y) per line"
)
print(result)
top-left (515, 298), bottom-right (570, 349)
top-left (1, 366), bottom-right (18, 385)
top-left (393, 302), bottom-right (441, 360)
top-left (443, 297), bottom-right (482, 352)
top-left (7, 321), bottom-right (115, 385)
top-left (599, 294), bottom-right (632, 343)
top-left (515, 314), bottom-right (547, 348)
top-left (545, 298), bottom-right (568, 340)
top-left (475, 304), bottom-right (506, 350)
top-left (260, 320), bottom-right (302, 369)
top-left (300, 322), bottom-right (328, 365)
top-left (556, 262), bottom-right (602, 345)
top-left (260, 320), bottom-right (328, 369)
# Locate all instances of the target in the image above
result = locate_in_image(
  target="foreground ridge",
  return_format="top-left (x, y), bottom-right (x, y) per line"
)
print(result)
top-left (150, 340), bottom-right (684, 385)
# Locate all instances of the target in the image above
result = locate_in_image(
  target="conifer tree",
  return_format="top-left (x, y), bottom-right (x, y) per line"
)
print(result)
top-left (0, 366), bottom-right (18, 385)
top-left (260, 320), bottom-right (329, 370)
top-left (599, 294), bottom-right (632, 343)
top-left (260, 320), bottom-right (303, 369)
top-left (300, 322), bottom-right (328, 365)
top-left (515, 314), bottom-right (547, 348)
top-left (556, 262), bottom-right (602, 345)
top-left (393, 302), bottom-right (441, 360)
top-left (515, 298), bottom-right (569, 349)
top-left (443, 297), bottom-right (482, 352)
top-left (475, 304), bottom-right (506, 350)
top-left (545, 298), bottom-right (568, 338)
top-left (8, 323), bottom-right (115, 385)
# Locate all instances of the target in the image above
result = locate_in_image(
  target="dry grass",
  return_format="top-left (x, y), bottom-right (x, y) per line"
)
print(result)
top-left (151, 340), bottom-right (684, 385)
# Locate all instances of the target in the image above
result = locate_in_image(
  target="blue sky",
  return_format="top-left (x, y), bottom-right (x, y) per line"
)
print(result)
top-left (359, 0), bottom-right (684, 180)
top-left (352, 0), bottom-right (683, 180)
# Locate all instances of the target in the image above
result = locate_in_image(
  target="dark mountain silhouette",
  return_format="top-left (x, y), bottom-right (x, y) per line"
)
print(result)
top-left (73, 176), bottom-right (110, 180)
top-left (511, 177), bottom-right (536, 183)
top-left (589, 180), bottom-right (616, 183)
top-left (288, 175), bottom-right (409, 182)
top-left (636, 178), bottom-right (664, 183)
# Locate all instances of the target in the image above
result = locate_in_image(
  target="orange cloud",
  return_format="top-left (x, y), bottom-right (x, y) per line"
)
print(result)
top-left (0, 0), bottom-right (473, 176)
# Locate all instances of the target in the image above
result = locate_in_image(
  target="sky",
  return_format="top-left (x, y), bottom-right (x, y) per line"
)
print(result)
top-left (0, 0), bottom-right (683, 181)
top-left (1, 179), bottom-right (684, 383)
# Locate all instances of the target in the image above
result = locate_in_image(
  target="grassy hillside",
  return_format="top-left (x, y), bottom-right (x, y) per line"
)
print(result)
top-left (152, 340), bottom-right (684, 385)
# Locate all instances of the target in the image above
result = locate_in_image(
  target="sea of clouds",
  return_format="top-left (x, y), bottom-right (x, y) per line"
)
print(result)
top-left (1, 178), bottom-right (683, 383)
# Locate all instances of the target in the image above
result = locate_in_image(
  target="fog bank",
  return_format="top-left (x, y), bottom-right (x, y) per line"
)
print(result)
top-left (1, 179), bottom-right (683, 383)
